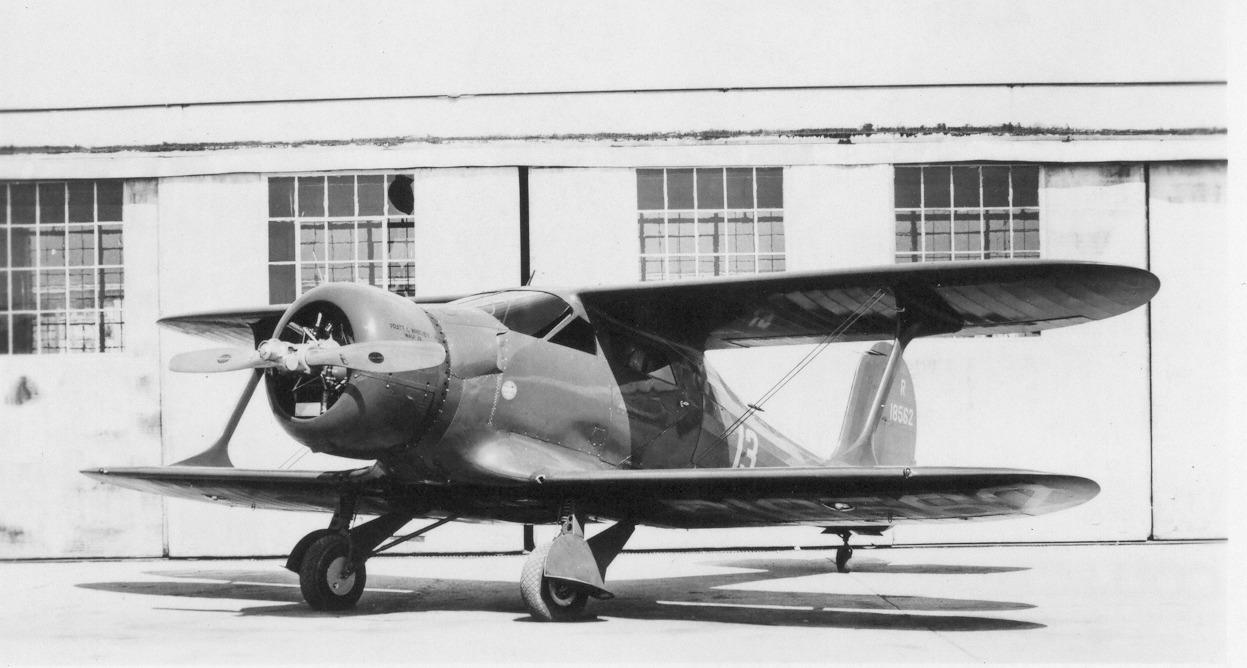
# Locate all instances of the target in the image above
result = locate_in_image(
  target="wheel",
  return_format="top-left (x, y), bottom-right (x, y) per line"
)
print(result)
top-left (520, 542), bottom-right (589, 622)
top-left (299, 534), bottom-right (366, 611)
top-left (835, 545), bottom-right (853, 573)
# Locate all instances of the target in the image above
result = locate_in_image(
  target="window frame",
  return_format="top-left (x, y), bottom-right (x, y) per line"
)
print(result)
top-left (893, 164), bottom-right (1042, 264)
top-left (637, 167), bottom-right (785, 281)
top-left (266, 172), bottom-right (417, 304)
top-left (1, 180), bottom-right (125, 355)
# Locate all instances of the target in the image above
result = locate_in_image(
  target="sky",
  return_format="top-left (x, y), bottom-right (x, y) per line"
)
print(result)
top-left (0, 0), bottom-right (1227, 110)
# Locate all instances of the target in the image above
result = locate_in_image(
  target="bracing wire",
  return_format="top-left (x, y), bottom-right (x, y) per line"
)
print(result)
top-left (691, 288), bottom-right (888, 467)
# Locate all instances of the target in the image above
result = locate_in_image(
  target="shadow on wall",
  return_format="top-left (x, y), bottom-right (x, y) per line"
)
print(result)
top-left (5, 376), bottom-right (39, 406)
top-left (78, 555), bottom-right (1040, 631)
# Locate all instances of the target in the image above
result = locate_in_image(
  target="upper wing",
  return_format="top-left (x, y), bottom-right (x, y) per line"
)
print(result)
top-left (157, 293), bottom-right (475, 346)
top-left (576, 260), bottom-right (1159, 349)
top-left (84, 464), bottom-right (1098, 530)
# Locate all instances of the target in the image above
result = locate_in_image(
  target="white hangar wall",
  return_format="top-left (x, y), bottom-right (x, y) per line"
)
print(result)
top-left (527, 162), bottom-right (1176, 549)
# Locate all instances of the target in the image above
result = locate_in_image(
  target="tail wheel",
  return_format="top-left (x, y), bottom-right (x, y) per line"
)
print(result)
top-left (299, 534), bottom-right (367, 611)
top-left (520, 542), bottom-right (589, 622)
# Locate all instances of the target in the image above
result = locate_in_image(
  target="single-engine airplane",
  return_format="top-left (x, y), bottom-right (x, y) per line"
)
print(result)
top-left (84, 259), bottom-right (1158, 620)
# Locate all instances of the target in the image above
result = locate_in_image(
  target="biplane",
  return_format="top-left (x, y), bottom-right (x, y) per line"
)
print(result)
top-left (84, 259), bottom-right (1158, 620)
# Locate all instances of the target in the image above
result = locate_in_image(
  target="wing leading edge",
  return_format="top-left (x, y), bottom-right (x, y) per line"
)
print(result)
top-left (83, 464), bottom-right (1098, 530)
top-left (576, 260), bottom-right (1159, 349)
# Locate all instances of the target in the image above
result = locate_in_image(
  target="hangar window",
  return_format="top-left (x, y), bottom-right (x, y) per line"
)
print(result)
top-left (637, 167), bottom-right (784, 281)
top-left (894, 165), bottom-right (1040, 263)
top-left (267, 174), bottom-right (417, 304)
top-left (0, 181), bottom-right (125, 354)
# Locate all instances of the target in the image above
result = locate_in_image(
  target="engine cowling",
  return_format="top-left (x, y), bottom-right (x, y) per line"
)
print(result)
top-left (264, 283), bottom-right (450, 459)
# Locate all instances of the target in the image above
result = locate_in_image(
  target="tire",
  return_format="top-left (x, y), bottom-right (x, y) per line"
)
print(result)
top-left (835, 545), bottom-right (853, 573)
top-left (299, 534), bottom-right (366, 611)
top-left (520, 542), bottom-right (589, 622)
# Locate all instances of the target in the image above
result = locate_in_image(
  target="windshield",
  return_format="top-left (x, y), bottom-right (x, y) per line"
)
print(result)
top-left (454, 291), bottom-right (573, 338)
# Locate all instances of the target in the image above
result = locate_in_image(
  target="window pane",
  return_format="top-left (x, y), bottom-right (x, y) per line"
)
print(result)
top-left (39, 270), bottom-right (66, 310)
top-left (730, 255), bottom-right (755, 273)
top-left (359, 262), bottom-right (383, 287)
top-left (40, 314), bottom-right (65, 353)
top-left (982, 167), bottom-right (1010, 207)
top-left (67, 227), bottom-right (95, 266)
top-left (725, 168), bottom-right (754, 209)
top-left (695, 169), bottom-right (724, 209)
top-left (300, 264), bottom-right (324, 294)
top-left (100, 268), bottom-right (123, 308)
top-left (10, 184), bottom-right (36, 224)
top-left (669, 213), bottom-right (695, 254)
top-left (1012, 166), bottom-right (1039, 207)
top-left (698, 255), bottom-right (723, 277)
top-left (922, 167), bottom-right (950, 208)
top-left (11, 228), bottom-right (34, 267)
top-left (640, 257), bottom-right (664, 281)
top-left (96, 181), bottom-right (123, 222)
top-left (268, 264), bottom-right (296, 304)
top-left (39, 228), bottom-right (66, 267)
top-left (0, 185), bottom-right (6, 224)
top-left (268, 220), bottom-right (295, 262)
top-left (327, 222), bottom-right (354, 261)
top-left (357, 176), bottom-right (385, 216)
top-left (0, 228), bottom-right (7, 269)
top-left (0, 315), bottom-right (7, 354)
top-left (759, 255), bottom-right (785, 272)
top-left (669, 255), bottom-right (695, 279)
top-left (758, 212), bottom-right (784, 252)
top-left (1014, 209), bottom-right (1040, 252)
top-left (639, 212), bottom-right (664, 254)
top-left (985, 209), bottom-right (1010, 258)
top-left (953, 167), bottom-right (980, 208)
top-left (65, 311), bottom-right (98, 352)
top-left (728, 212), bottom-right (754, 253)
top-left (297, 177), bottom-right (325, 217)
top-left (12, 313), bottom-right (36, 353)
top-left (0, 270), bottom-right (6, 311)
top-left (99, 225), bottom-right (123, 265)
top-left (666, 169), bottom-right (694, 209)
top-left (637, 169), bottom-right (665, 210)
top-left (387, 220), bottom-right (414, 261)
top-left (924, 210), bottom-right (951, 253)
top-left (953, 210), bottom-right (981, 253)
top-left (68, 182), bottom-right (95, 222)
top-left (69, 268), bottom-right (97, 308)
top-left (38, 183), bottom-right (65, 224)
top-left (300, 222), bottom-right (325, 261)
top-left (268, 177), bottom-right (295, 217)
top-left (327, 263), bottom-right (354, 282)
top-left (386, 175), bottom-right (414, 216)
top-left (327, 176), bottom-right (355, 217)
top-left (12, 271), bottom-right (35, 309)
top-left (756, 168), bottom-right (783, 208)
top-left (697, 212), bottom-right (725, 254)
top-left (895, 211), bottom-right (921, 254)
top-left (358, 221), bottom-right (383, 261)
top-left (387, 262), bottom-right (416, 296)
top-left (894, 167), bottom-right (921, 208)
top-left (102, 310), bottom-right (124, 351)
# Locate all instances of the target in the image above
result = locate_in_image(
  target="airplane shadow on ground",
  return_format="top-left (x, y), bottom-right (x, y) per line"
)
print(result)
top-left (77, 555), bottom-right (1041, 632)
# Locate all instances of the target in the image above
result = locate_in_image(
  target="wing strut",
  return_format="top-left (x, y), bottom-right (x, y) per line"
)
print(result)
top-left (173, 369), bottom-right (264, 467)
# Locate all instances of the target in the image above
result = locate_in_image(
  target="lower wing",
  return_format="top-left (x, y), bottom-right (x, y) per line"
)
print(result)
top-left (83, 465), bottom-right (1098, 529)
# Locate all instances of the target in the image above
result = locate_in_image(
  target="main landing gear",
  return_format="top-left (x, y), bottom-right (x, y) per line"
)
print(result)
top-left (520, 501), bottom-right (635, 622)
top-left (285, 494), bottom-right (455, 611)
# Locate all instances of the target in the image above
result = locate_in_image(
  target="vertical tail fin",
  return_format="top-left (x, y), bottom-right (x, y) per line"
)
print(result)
top-left (829, 342), bottom-right (917, 466)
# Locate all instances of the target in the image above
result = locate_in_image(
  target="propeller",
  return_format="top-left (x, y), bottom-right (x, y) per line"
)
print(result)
top-left (170, 339), bottom-right (445, 374)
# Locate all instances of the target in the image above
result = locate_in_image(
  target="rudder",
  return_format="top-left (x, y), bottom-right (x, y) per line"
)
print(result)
top-left (829, 342), bottom-right (916, 466)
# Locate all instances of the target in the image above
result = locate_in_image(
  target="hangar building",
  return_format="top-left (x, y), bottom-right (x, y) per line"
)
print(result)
top-left (0, 1), bottom-right (1228, 558)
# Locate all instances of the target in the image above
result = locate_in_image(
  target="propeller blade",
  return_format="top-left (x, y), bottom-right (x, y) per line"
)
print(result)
top-left (303, 340), bottom-right (446, 372)
top-left (170, 348), bottom-right (273, 373)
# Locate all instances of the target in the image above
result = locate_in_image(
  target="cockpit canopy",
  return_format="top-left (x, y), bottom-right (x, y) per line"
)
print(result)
top-left (454, 291), bottom-right (597, 355)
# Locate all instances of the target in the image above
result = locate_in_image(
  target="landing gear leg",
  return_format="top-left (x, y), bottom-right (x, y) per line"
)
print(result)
top-left (520, 501), bottom-right (635, 622)
top-left (835, 531), bottom-right (854, 573)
